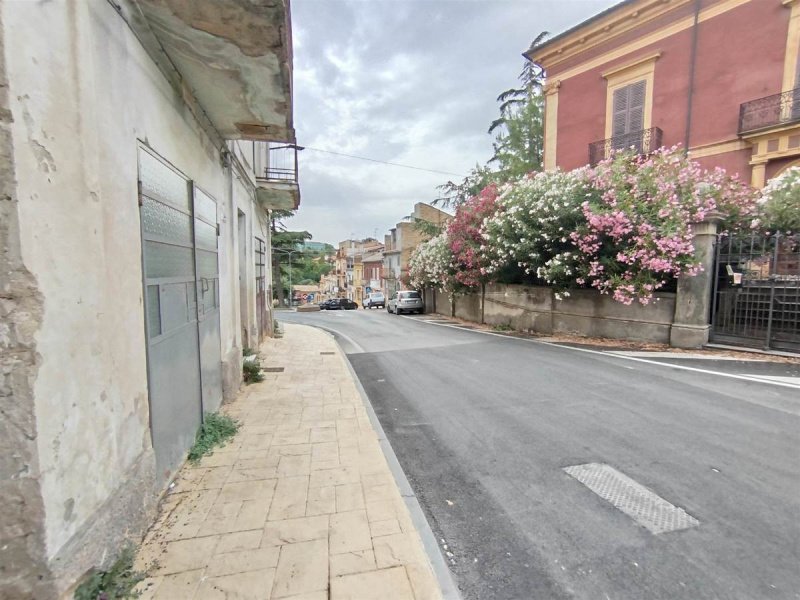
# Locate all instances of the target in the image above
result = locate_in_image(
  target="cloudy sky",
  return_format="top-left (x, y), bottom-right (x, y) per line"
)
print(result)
top-left (286, 0), bottom-right (618, 246)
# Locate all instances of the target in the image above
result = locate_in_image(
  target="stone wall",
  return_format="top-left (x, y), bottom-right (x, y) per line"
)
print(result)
top-left (433, 283), bottom-right (677, 344)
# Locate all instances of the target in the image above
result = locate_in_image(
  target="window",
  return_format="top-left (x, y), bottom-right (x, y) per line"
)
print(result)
top-left (612, 80), bottom-right (646, 138)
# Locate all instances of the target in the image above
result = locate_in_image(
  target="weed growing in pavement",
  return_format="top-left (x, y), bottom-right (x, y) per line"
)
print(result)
top-left (493, 323), bottom-right (513, 332)
top-left (243, 356), bottom-right (265, 384)
top-left (242, 346), bottom-right (256, 357)
top-left (73, 546), bottom-right (144, 600)
top-left (187, 412), bottom-right (240, 463)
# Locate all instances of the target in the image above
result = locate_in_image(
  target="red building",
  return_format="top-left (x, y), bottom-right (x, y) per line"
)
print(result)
top-left (527, 0), bottom-right (800, 187)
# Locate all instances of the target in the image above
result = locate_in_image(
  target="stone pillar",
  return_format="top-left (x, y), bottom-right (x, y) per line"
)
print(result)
top-left (670, 213), bottom-right (723, 349)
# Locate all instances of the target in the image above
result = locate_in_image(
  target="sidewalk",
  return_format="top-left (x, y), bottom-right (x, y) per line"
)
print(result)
top-left (134, 324), bottom-right (445, 600)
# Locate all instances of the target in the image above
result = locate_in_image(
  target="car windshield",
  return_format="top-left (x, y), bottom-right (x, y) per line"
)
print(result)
top-left (399, 291), bottom-right (420, 299)
top-left (370, 293), bottom-right (384, 299)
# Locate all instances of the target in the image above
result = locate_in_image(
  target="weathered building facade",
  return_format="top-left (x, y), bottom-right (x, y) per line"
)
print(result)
top-left (0, 0), bottom-right (298, 597)
top-left (529, 0), bottom-right (800, 187)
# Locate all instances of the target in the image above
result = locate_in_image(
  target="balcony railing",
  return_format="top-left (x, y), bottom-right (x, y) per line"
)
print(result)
top-left (253, 141), bottom-right (299, 184)
top-left (739, 88), bottom-right (800, 134)
top-left (588, 127), bottom-right (663, 166)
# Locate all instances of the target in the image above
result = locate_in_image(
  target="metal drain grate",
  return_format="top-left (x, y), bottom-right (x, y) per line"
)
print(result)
top-left (320, 351), bottom-right (335, 355)
top-left (263, 367), bottom-right (284, 373)
top-left (564, 463), bottom-right (699, 534)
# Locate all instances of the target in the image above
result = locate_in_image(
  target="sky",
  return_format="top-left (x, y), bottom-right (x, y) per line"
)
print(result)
top-left (286, 0), bottom-right (619, 246)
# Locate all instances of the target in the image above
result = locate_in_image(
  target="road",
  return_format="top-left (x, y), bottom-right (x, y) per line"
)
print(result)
top-left (279, 308), bottom-right (800, 600)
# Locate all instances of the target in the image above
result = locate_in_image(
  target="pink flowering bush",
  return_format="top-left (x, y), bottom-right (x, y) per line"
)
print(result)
top-left (447, 185), bottom-right (500, 288)
top-left (572, 146), bottom-right (759, 304)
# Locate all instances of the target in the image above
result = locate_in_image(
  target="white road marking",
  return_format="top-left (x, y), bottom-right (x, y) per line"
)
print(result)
top-left (407, 316), bottom-right (800, 391)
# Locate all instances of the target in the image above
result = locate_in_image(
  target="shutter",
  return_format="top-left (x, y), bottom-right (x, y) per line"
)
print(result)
top-left (612, 87), bottom-right (628, 137)
top-left (627, 80), bottom-right (646, 134)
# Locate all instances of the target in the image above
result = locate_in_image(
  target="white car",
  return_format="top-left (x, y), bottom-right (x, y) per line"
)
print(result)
top-left (387, 290), bottom-right (424, 314)
top-left (364, 292), bottom-right (385, 309)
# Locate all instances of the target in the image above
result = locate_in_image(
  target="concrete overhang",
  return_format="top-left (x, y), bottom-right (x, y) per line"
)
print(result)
top-left (120, 0), bottom-right (294, 141)
top-left (256, 180), bottom-right (300, 211)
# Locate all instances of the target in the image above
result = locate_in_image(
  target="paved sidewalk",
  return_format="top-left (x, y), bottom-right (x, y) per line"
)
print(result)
top-left (134, 324), bottom-right (444, 600)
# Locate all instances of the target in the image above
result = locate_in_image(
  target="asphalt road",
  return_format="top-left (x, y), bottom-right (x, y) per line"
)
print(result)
top-left (279, 308), bottom-right (800, 600)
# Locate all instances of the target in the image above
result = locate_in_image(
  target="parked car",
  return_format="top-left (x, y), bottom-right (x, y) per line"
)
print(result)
top-left (364, 292), bottom-right (386, 309)
top-left (318, 299), bottom-right (334, 310)
top-left (328, 298), bottom-right (359, 310)
top-left (387, 290), bottom-right (424, 314)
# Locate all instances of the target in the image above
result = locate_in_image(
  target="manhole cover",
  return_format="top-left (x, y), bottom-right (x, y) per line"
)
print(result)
top-left (263, 367), bottom-right (284, 373)
top-left (564, 463), bottom-right (699, 534)
top-left (320, 351), bottom-right (335, 355)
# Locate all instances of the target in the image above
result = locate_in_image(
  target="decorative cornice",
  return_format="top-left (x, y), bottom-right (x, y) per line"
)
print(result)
top-left (543, 79), bottom-right (561, 95)
top-left (601, 51), bottom-right (662, 79)
top-left (527, 0), bottom-right (691, 69)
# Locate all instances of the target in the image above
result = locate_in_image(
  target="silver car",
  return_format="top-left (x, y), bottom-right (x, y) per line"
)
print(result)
top-left (387, 290), bottom-right (424, 315)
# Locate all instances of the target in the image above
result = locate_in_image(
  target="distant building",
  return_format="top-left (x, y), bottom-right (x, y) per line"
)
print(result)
top-left (383, 203), bottom-right (451, 295)
top-left (333, 238), bottom-right (383, 301)
top-left (527, 0), bottom-right (800, 187)
top-left (362, 251), bottom-right (385, 296)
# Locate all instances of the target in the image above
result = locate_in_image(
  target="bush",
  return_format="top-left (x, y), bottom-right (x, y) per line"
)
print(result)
top-left (187, 412), bottom-right (240, 463)
top-left (760, 166), bottom-right (800, 233)
top-left (73, 546), bottom-right (144, 600)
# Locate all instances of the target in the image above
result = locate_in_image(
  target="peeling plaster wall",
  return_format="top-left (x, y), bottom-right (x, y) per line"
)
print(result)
top-left (1, 0), bottom-right (267, 594)
top-left (0, 5), bottom-right (54, 598)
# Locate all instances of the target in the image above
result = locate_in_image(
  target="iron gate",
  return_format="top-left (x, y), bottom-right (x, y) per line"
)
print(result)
top-left (711, 231), bottom-right (800, 352)
top-left (255, 237), bottom-right (268, 339)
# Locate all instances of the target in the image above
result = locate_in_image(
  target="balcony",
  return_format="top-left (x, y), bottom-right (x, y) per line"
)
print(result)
top-left (739, 88), bottom-right (800, 135)
top-left (588, 127), bottom-right (663, 166)
top-left (253, 142), bottom-right (301, 210)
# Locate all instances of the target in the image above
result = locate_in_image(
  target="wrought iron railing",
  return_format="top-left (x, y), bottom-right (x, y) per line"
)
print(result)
top-left (253, 141), bottom-right (300, 183)
top-left (738, 88), bottom-right (800, 134)
top-left (588, 127), bottom-right (663, 166)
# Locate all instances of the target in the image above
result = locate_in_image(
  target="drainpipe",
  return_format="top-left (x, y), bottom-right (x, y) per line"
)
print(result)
top-left (684, 0), bottom-right (702, 153)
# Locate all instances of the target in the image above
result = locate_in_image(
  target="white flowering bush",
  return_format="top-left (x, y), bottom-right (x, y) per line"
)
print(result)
top-left (409, 233), bottom-right (456, 292)
top-left (760, 166), bottom-right (800, 233)
top-left (482, 169), bottom-right (595, 297)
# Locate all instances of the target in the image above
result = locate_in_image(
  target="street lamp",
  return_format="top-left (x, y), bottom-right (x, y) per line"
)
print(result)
top-left (273, 248), bottom-right (301, 307)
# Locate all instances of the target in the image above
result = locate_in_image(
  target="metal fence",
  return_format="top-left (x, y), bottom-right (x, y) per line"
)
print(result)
top-left (711, 232), bottom-right (800, 352)
top-left (588, 127), bottom-right (663, 166)
top-left (738, 87), bottom-right (800, 134)
top-left (252, 141), bottom-right (299, 183)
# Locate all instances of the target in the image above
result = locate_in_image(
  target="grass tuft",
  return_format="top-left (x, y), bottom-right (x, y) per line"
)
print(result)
top-left (243, 358), bottom-right (265, 384)
top-left (492, 323), bottom-right (514, 332)
top-left (187, 412), bottom-right (240, 463)
top-left (73, 546), bottom-right (144, 600)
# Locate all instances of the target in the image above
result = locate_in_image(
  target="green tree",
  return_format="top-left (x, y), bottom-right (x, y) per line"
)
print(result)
top-left (487, 32), bottom-right (548, 180)
top-left (270, 209), bottom-right (310, 306)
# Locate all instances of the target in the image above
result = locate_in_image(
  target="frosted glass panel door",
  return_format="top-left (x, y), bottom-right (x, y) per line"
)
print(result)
top-left (139, 147), bottom-right (202, 485)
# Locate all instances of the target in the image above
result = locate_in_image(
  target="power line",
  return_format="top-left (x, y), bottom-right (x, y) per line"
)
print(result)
top-left (301, 146), bottom-right (466, 178)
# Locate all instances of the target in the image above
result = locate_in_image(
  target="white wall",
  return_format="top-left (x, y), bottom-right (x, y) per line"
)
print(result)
top-left (3, 0), bottom-right (267, 580)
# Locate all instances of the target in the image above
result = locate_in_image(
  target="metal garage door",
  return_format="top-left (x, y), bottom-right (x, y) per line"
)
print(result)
top-left (138, 147), bottom-right (222, 482)
top-left (193, 186), bottom-right (223, 413)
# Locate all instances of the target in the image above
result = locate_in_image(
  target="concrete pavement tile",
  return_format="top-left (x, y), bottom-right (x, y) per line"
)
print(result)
top-left (369, 518), bottom-right (402, 538)
top-left (195, 568), bottom-right (275, 600)
top-left (199, 452), bottom-right (239, 467)
top-left (277, 454), bottom-right (311, 476)
top-left (215, 529), bottom-right (263, 554)
top-left (335, 483), bottom-right (365, 512)
top-left (152, 536), bottom-right (219, 575)
top-left (217, 480), bottom-right (275, 504)
top-left (309, 466), bottom-right (359, 488)
top-left (226, 468), bottom-right (278, 483)
top-left (365, 500), bottom-right (397, 524)
top-left (363, 483), bottom-right (396, 504)
top-left (272, 431), bottom-right (311, 446)
top-left (268, 475), bottom-right (309, 521)
top-left (262, 515), bottom-right (329, 547)
top-left (151, 570), bottom-right (205, 599)
top-left (329, 549), bottom-right (377, 577)
top-left (372, 533), bottom-right (427, 569)
top-left (310, 442), bottom-right (339, 461)
top-left (196, 501), bottom-right (243, 536)
top-left (309, 427), bottom-right (337, 443)
top-left (271, 443), bottom-right (312, 456)
top-left (305, 486), bottom-right (335, 516)
top-left (310, 458), bottom-right (340, 471)
top-left (197, 466), bottom-right (234, 490)
top-left (330, 566), bottom-right (415, 600)
top-left (234, 499), bottom-right (271, 531)
top-left (275, 593), bottom-right (327, 600)
top-left (271, 539), bottom-right (328, 598)
top-left (329, 510), bottom-right (372, 555)
top-left (401, 562), bottom-right (443, 600)
top-left (205, 547), bottom-right (280, 577)
top-left (134, 575), bottom-right (163, 600)
top-left (235, 457), bottom-right (282, 470)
